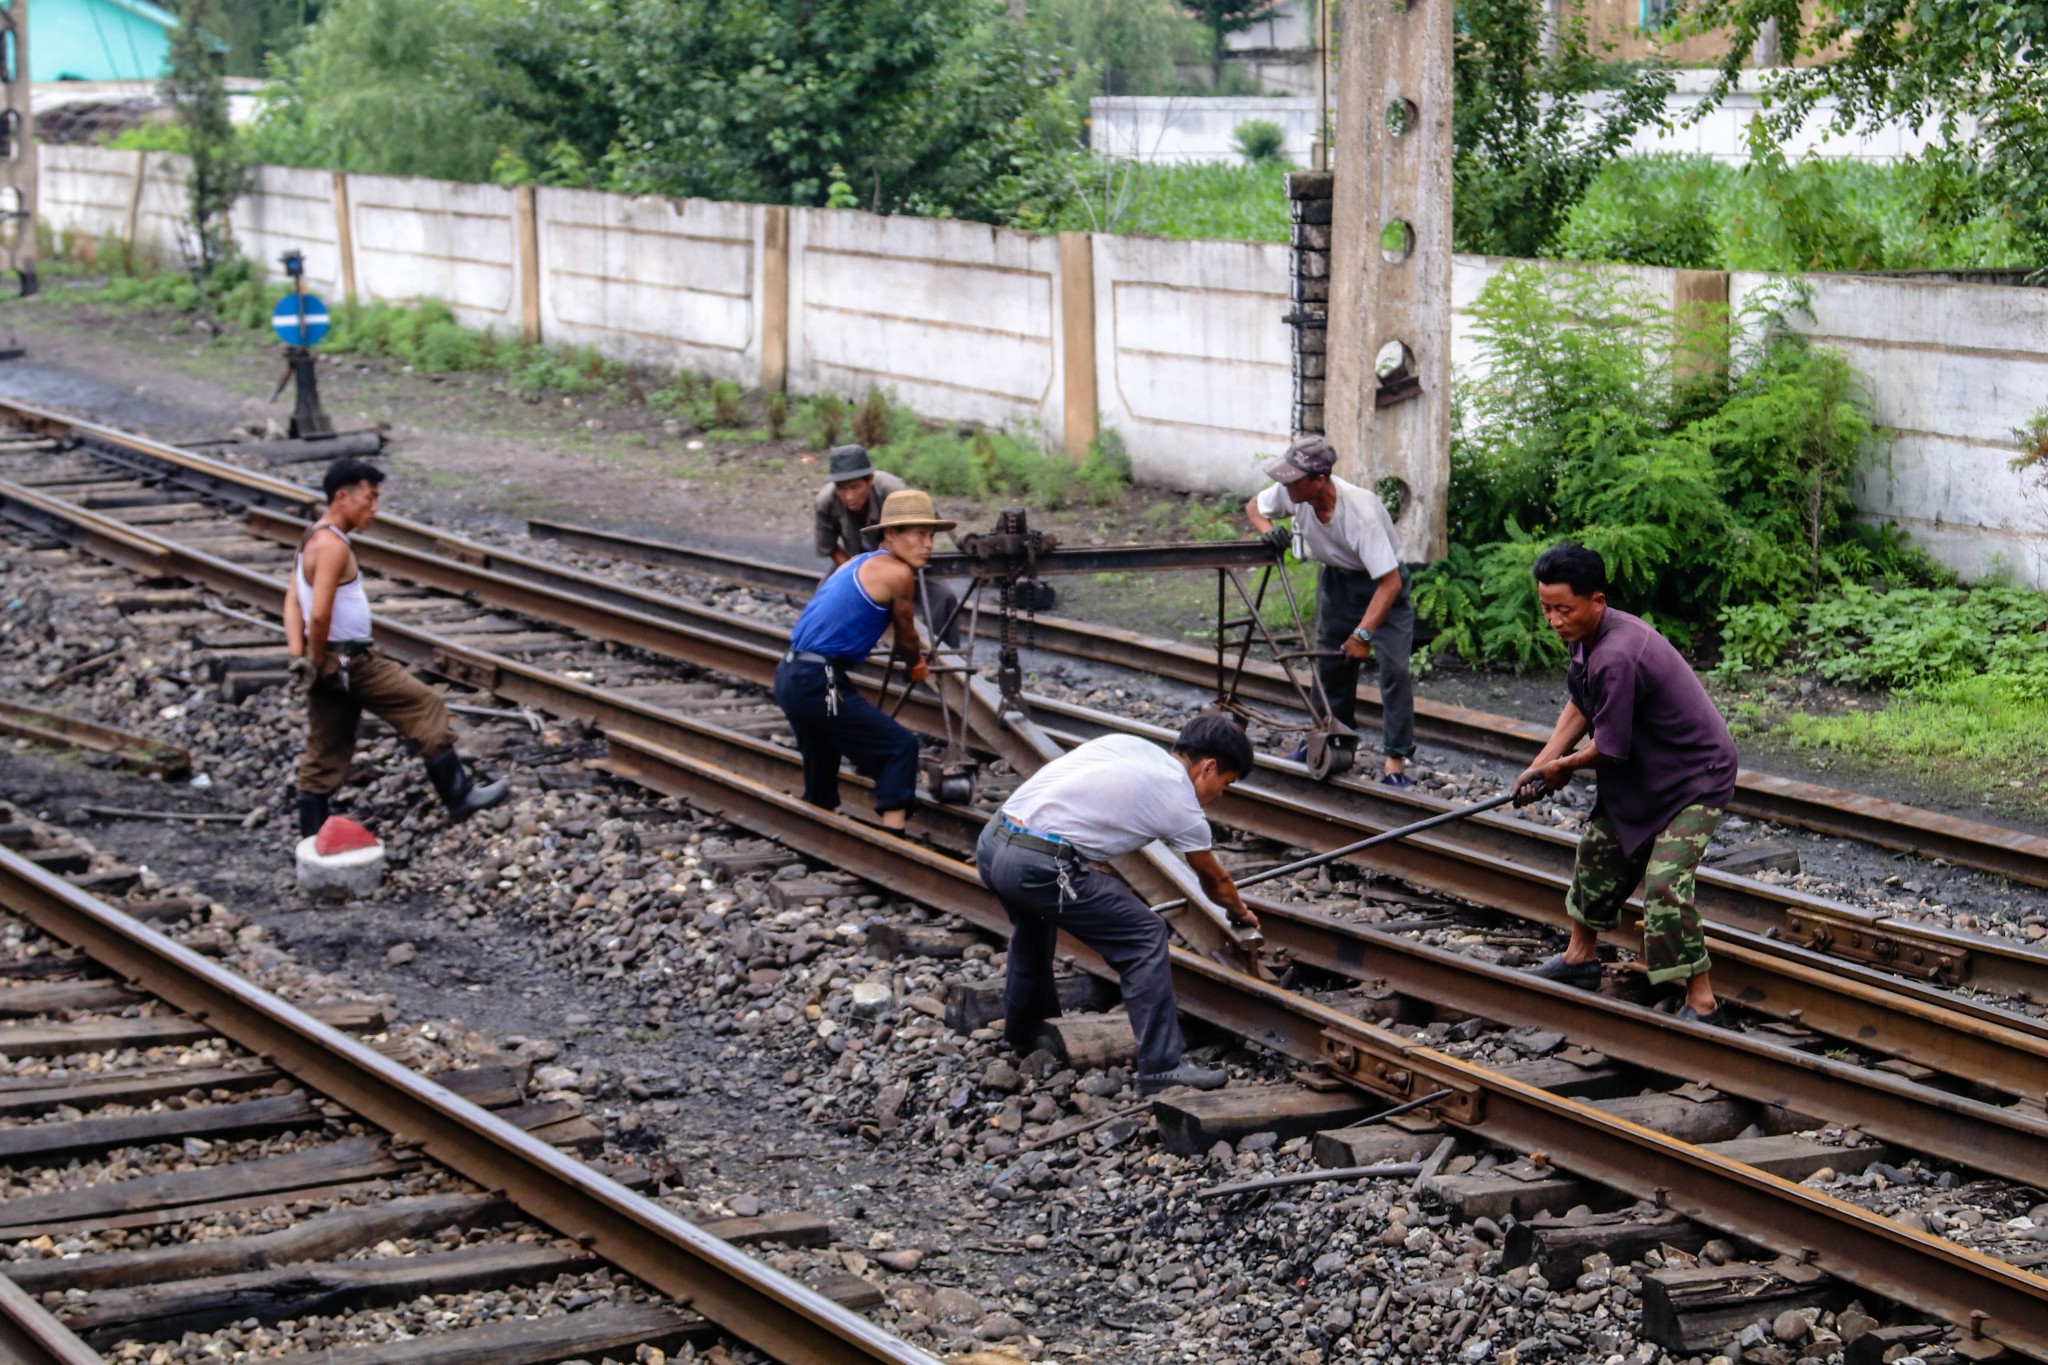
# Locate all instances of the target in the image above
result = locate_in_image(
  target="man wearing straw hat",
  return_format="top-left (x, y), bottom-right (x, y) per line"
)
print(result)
top-left (774, 489), bottom-right (953, 830)
top-left (812, 443), bottom-right (960, 643)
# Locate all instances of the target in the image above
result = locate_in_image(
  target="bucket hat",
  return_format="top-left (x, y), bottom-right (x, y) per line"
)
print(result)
top-left (826, 444), bottom-right (877, 483)
top-left (863, 489), bottom-right (956, 536)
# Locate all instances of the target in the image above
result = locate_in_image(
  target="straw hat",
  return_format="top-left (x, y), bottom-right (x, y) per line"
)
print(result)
top-left (863, 489), bottom-right (956, 535)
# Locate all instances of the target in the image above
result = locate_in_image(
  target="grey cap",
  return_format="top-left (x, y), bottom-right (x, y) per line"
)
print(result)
top-left (1263, 434), bottom-right (1337, 485)
top-left (827, 444), bottom-right (877, 482)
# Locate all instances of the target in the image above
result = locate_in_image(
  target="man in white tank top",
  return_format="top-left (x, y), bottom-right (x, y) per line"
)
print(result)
top-left (284, 458), bottom-right (507, 839)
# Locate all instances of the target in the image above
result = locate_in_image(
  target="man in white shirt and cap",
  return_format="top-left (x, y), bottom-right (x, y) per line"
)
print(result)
top-left (977, 712), bottom-right (1259, 1095)
top-left (1243, 435), bottom-right (1417, 787)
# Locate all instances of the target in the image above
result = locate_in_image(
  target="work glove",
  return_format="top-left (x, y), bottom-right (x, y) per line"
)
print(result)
top-left (1259, 526), bottom-right (1292, 556)
top-left (287, 654), bottom-right (315, 700)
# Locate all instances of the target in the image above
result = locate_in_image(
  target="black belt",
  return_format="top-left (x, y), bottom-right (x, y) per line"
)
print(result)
top-left (782, 650), bottom-right (852, 669)
top-left (994, 814), bottom-right (1080, 862)
top-left (335, 639), bottom-right (374, 656)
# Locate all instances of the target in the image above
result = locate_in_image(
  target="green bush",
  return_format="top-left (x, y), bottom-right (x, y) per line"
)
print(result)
top-left (1796, 584), bottom-right (2048, 691)
top-left (711, 380), bottom-right (745, 428)
top-left (1417, 264), bottom-right (1885, 668)
top-left (868, 419), bottom-right (1129, 509)
top-left (791, 394), bottom-right (849, 450)
top-left (1043, 159), bottom-right (1292, 242)
top-left (1550, 152), bottom-right (2031, 272)
top-left (1231, 119), bottom-right (1288, 166)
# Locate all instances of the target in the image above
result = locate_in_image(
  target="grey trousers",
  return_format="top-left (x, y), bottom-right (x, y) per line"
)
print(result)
top-left (1314, 564), bottom-right (1416, 758)
top-left (975, 821), bottom-right (1184, 1076)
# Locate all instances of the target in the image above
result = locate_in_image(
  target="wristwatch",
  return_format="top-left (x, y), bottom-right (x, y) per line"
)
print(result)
top-left (1353, 627), bottom-right (1374, 643)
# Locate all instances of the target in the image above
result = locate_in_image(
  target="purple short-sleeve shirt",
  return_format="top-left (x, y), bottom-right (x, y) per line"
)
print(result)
top-left (1566, 608), bottom-right (1738, 859)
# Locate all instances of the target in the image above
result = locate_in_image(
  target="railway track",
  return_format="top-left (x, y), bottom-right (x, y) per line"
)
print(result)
top-left (0, 809), bottom-right (940, 1365)
top-left (5, 401), bottom-right (2048, 1355)
top-left (7, 405), bottom-right (2045, 1004)
top-left (526, 515), bottom-right (2048, 892)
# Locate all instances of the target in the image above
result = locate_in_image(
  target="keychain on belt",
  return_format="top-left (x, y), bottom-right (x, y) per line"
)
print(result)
top-left (824, 667), bottom-right (840, 717)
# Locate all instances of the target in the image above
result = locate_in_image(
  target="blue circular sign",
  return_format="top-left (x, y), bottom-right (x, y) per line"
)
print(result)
top-left (272, 292), bottom-right (330, 347)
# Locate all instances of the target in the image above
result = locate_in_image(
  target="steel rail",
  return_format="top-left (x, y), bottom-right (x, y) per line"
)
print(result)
top-left (580, 686), bottom-right (2048, 1127)
top-left (585, 671), bottom-right (2048, 1121)
top-left (0, 849), bottom-right (941, 1365)
top-left (521, 515), bottom-right (2048, 891)
top-left (597, 732), bottom-right (2048, 1362)
top-left (17, 474), bottom-right (2048, 1116)
top-left (0, 1272), bottom-right (103, 1365)
top-left (10, 479), bottom-right (2048, 1098)
top-left (15, 475), bottom-right (2048, 1355)
top-left (235, 502), bottom-right (2048, 1011)
top-left (15, 396), bottom-right (2044, 919)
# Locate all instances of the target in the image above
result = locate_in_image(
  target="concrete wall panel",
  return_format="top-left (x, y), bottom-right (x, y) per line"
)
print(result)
top-left (536, 188), bottom-right (759, 381)
top-left (343, 175), bottom-right (519, 330)
top-left (1092, 233), bottom-right (1292, 493)
top-left (36, 145), bottom-right (137, 243)
top-left (131, 152), bottom-right (190, 263)
top-left (231, 165), bottom-right (344, 299)
top-left (787, 209), bottom-right (1060, 432)
top-left (1733, 270), bottom-right (2048, 588)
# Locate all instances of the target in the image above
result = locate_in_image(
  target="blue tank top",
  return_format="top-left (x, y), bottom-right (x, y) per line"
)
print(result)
top-left (789, 551), bottom-right (894, 661)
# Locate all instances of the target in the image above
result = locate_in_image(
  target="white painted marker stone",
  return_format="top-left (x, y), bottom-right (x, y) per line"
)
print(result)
top-left (296, 835), bottom-right (387, 897)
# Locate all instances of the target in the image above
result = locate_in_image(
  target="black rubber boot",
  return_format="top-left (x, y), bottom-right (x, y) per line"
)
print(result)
top-left (424, 749), bottom-right (509, 822)
top-left (296, 790), bottom-right (330, 840)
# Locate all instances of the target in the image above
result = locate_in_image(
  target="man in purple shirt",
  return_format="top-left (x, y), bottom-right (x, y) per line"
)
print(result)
top-left (1511, 544), bottom-right (1738, 1025)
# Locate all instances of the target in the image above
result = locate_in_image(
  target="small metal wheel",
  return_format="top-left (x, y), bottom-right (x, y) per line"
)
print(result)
top-left (1305, 732), bottom-right (1357, 782)
top-left (937, 770), bottom-right (976, 805)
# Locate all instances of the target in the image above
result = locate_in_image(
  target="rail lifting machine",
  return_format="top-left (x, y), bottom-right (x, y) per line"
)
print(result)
top-left (878, 508), bottom-right (1363, 806)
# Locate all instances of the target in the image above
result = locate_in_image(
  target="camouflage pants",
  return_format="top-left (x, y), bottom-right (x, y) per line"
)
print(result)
top-left (1565, 804), bottom-right (1722, 985)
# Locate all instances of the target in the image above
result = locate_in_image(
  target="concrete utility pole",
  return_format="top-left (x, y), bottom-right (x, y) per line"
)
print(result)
top-left (0, 0), bottom-right (35, 297)
top-left (1324, 0), bottom-right (1453, 562)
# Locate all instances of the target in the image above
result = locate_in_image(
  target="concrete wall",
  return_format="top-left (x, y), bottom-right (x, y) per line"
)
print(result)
top-left (37, 144), bottom-right (134, 244)
top-left (342, 175), bottom-right (520, 331)
top-left (1736, 271), bottom-right (2048, 590)
top-left (1094, 76), bottom-right (1956, 165)
top-left (1092, 97), bottom-right (1323, 166)
top-left (536, 189), bottom-right (762, 383)
top-left (786, 208), bottom-right (1064, 436)
top-left (33, 145), bottom-right (2048, 587)
top-left (1092, 233), bottom-right (1294, 491)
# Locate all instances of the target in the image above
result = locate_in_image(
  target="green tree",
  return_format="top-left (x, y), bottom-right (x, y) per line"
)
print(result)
top-left (1452, 0), bottom-right (1675, 258)
top-left (246, 0), bottom-right (525, 181)
top-left (1029, 0), bottom-right (1204, 99)
top-left (162, 0), bottom-right (249, 275)
top-left (589, 0), bottom-right (1082, 221)
top-left (1183, 0), bottom-right (1276, 90)
top-left (1683, 1), bottom-right (2048, 250)
top-left (210, 0), bottom-right (323, 77)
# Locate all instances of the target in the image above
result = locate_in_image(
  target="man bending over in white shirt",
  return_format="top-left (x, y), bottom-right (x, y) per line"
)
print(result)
top-left (976, 713), bottom-right (1259, 1095)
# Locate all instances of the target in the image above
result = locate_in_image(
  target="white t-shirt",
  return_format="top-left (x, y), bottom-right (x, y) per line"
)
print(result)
top-left (1255, 476), bottom-right (1400, 577)
top-left (1000, 734), bottom-right (1213, 863)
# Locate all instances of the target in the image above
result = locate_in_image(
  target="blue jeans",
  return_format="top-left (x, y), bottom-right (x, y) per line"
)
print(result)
top-left (773, 658), bottom-right (921, 814)
top-left (975, 820), bottom-right (1184, 1075)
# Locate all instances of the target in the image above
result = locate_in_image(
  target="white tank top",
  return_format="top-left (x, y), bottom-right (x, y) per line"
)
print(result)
top-left (296, 525), bottom-right (373, 642)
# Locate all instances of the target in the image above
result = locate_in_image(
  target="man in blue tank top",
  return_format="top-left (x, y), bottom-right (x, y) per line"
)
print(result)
top-left (774, 489), bottom-right (953, 829)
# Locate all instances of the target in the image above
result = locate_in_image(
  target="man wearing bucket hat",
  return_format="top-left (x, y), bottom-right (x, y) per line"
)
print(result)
top-left (1243, 435), bottom-right (1418, 786)
top-left (813, 444), bottom-right (907, 568)
top-left (812, 443), bottom-right (960, 643)
top-left (775, 488), bottom-right (954, 829)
